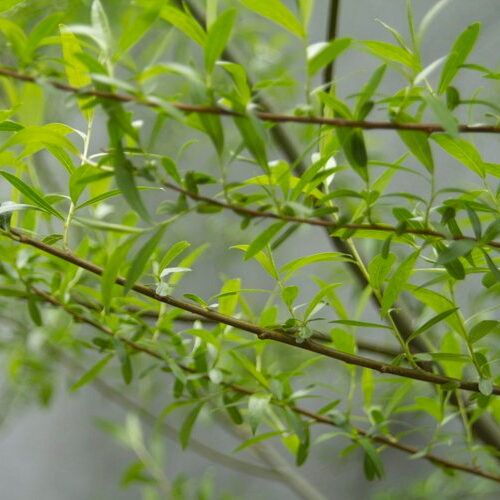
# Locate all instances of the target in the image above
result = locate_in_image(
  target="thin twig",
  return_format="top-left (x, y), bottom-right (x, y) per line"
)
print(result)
top-left (4, 228), bottom-right (498, 395)
top-left (0, 66), bottom-right (499, 134)
top-left (161, 181), bottom-right (500, 249)
top-left (32, 287), bottom-right (500, 483)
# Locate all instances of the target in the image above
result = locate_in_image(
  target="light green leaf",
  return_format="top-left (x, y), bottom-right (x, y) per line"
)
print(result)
top-left (363, 41), bottom-right (415, 68)
top-left (469, 320), bottom-right (499, 344)
top-left (91, 0), bottom-right (113, 56)
top-left (423, 94), bottom-right (458, 137)
top-left (407, 308), bottom-right (459, 343)
top-left (159, 240), bottom-right (191, 270)
top-left (161, 5), bottom-right (206, 46)
top-left (0, 171), bottom-right (63, 219)
top-left (180, 402), bottom-right (204, 449)
top-left (70, 354), bottom-right (113, 391)
top-left (230, 351), bottom-right (270, 390)
top-left (239, 0), bottom-right (305, 38)
top-left (101, 236), bottom-right (136, 311)
top-left (432, 134), bottom-right (485, 177)
top-left (60, 25), bottom-right (93, 121)
top-left (307, 38), bottom-right (351, 76)
top-left (281, 252), bottom-right (352, 279)
top-left (381, 250), bottom-right (419, 316)
top-left (330, 320), bottom-right (392, 330)
top-left (405, 285), bottom-right (466, 337)
top-left (125, 225), bottom-right (167, 293)
top-left (205, 9), bottom-right (236, 73)
top-left (232, 245), bottom-right (278, 279)
top-left (438, 23), bottom-right (481, 93)
top-left (218, 278), bottom-right (241, 316)
top-left (247, 394), bottom-right (271, 434)
top-left (234, 431), bottom-right (284, 453)
top-left (245, 222), bottom-right (286, 260)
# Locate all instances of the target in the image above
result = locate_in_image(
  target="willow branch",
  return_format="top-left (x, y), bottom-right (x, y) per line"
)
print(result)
top-left (0, 66), bottom-right (499, 134)
top-left (4, 229), bottom-right (498, 395)
top-left (161, 181), bottom-right (500, 249)
top-left (30, 287), bottom-right (500, 483)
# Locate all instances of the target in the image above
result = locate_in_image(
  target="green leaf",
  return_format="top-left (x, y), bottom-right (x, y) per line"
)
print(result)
top-left (307, 38), bottom-right (352, 77)
top-left (245, 222), bottom-right (286, 260)
top-left (108, 122), bottom-right (151, 222)
top-left (396, 113), bottom-right (434, 173)
top-left (247, 394), bottom-right (271, 434)
top-left (70, 354), bottom-right (113, 391)
top-left (381, 250), bottom-right (419, 316)
top-left (205, 9), bottom-right (236, 73)
top-left (159, 240), bottom-right (191, 270)
top-left (432, 134), bottom-right (485, 177)
top-left (233, 431), bottom-right (284, 453)
top-left (234, 114), bottom-right (268, 170)
top-left (161, 5), bottom-right (206, 46)
top-left (423, 94), bottom-right (458, 137)
top-left (218, 278), bottom-right (241, 315)
top-left (359, 437), bottom-right (384, 480)
top-left (59, 25), bottom-right (93, 121)
top-left (368, 253), bottom-right (396, 291)
top-left (438, 23), bottom-right (481, 93)
top-left (91, 0), bottom-right (113, 56)
top-left (229, 351), bottom-right (270, 390)
top-left (125, 225), bottom-right (167, 293)
top-left (337, 128), bottom-right (368, 181)
top-left (239, 0), bottom-right (305, 38)
top-left (180, 402), bottom-right (204, 449)
top-left (363, 41), bottom-right (415, 68)
top-left (281, 252), bottom-right (352, 278)
top-left (469, 320), bottom-right (499, 344)
top-left (407, 308), bottom-right (459, 343)
top-left (0, 171), bottom-right (63, 219)
top-left (232, 245), bottom-right (278, 279)
top-left (436, 240), bottom-right (476, 265)
top-left (405, 285), bottom-right (466, 337)
top-left (101, 236), bottom-right (136, 311)
top-left (355, 64), bottom-right (387, 118)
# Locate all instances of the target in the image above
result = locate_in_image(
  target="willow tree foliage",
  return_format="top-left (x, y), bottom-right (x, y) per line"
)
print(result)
top-left (0, 0), bottom-right (499, 498)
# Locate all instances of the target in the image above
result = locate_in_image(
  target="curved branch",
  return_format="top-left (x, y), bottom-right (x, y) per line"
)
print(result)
top-left (0, 66), bottom-right (499, 134)
top-left (4, 228), bottom-right (498, 396)
top-left (32, 287), bottom-right (500, 483)
top-left (161, 181), bottom-right (500, 249)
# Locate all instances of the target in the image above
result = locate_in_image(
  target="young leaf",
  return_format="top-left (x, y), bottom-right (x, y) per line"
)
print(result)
top-left (59, 25), bottom-right (93, 122)
top-left (438, 23), bottom-right (481, 93)
top-left (159, 240), bottom-right (191, 270)
top-left (281, 252), bottom-right (352, 278)
top-left (363, 41), bottom-right (415, 68)
top-left (205, 9), bottom-right (236, 73)
top-left (239, 0), bottom-right (305, 38)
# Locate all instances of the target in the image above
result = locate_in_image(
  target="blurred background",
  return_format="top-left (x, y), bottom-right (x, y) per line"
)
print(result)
top-left (0, 0), bottom-right (499, 498)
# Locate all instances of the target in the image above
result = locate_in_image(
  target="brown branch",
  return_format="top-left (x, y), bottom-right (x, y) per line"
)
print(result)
top-left (32, 287), bottom-right (500, 483)
top-left (161, 181), bottom-right (500, 249)
top-left (188, 0), bottom-right (500, 454)
top-left (1, 66), bottom-right (499, 134)
top-left (4, 228), bottom-right (498, 395)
